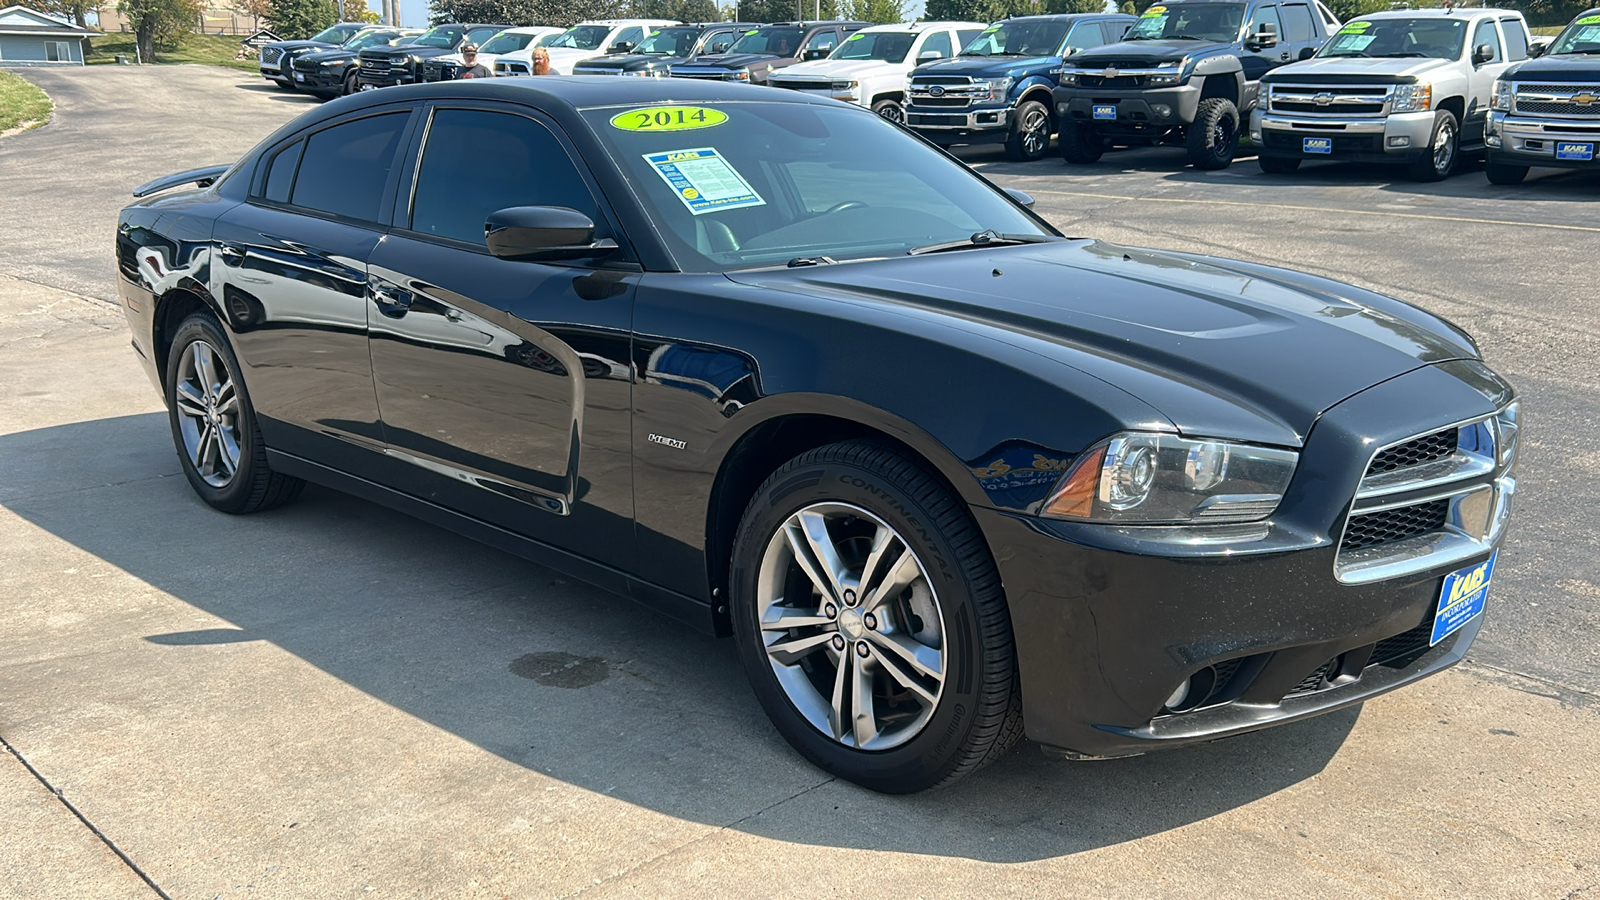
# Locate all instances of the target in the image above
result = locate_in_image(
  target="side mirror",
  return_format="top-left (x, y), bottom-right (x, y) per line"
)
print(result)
top-left (1472, 43), bottom-right (1494, 65)
top-left (611, 41), bottom-right (635, 53)
top-left (1004, 188), bottom-right (1035, 209)
top-left (1247, 22), bottom-right (1277, 49)
top-left (918, 50), bottom-right (942, 61)
top-left (804, 47), bottom-right (830, 60)
top-left (1298, 45), bottom-right (1315, 60)
top-left (485, 207), bottom-right (618, 262)
top-left (1528, 42), bottom-right (1546, 58)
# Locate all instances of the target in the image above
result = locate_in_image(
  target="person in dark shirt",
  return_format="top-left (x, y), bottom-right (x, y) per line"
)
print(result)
top-left (458, 44), bottom-right (491, 78)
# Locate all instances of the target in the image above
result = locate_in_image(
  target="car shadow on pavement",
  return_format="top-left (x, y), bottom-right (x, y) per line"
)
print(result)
top-left (1, 412), bottom-right (1358, 864)
top-left (232, 82), bottom-right (324, 105)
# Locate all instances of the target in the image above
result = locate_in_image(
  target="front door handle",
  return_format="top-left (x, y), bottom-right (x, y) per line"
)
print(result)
top-left (371, 285), bottom-right (411, 318)
top-left (1280, 51), bottom-right (1290, 60)
top-left (217, 243), bottom-right (246, 261)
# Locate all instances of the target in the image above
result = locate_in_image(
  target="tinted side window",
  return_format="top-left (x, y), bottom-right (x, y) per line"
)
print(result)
top-left (1472, 20), bottom-right (1502, 62)
top-left (1280, 3), bottom-right (1315, 42)
top-left (410, 109), bottom-right (600, 246)
top-left (1065, 22), bottom-right (1102, 53)
top-left (802, 29), bottom-right (838, 56)
top-left (290, 113), bottom-right (408, 222)
top-left (1500, 18), bottom-right (1529, 60)
top-left (956, 28), bottom-right (983, 50)
top-left (1249, 5), bottom-right (1282, 40)
top-left (263, 140), bottom-right (302, 203)
top-left (468, 27), bottom-right (501, 46)
top-left (921, 30), bottom-right (952, 60)
top-left (614, 26), bottom-right (643, 48)
top-left (706, 29), bottom-right (735, 53)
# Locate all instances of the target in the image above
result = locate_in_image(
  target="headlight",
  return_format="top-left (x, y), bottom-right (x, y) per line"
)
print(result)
top-left (320, 59), bottom-right (344, 67)
top-left (981, 76), bottom-right (1013, 102)
top-left (1043, 432), bottom-right (1299, 524)
top-left (1145, 72), bottom-right (1181, 86)
top-left (730, 70), bottom-right (750, 81)
top-left (1052, 66), bottom-right (1079, 86)
top-left (1490, 79), bottom-right (1512, 111)
top-left (1391, 83), bottom-right (1432, 112)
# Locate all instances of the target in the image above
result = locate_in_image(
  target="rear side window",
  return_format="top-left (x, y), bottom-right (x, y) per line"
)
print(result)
top-left (613, 26), bottom-right (643, 48)
top-left (467, 27), bottom-right (501, 46)
top-left (290, 112), bottom-right (409, 222)
top-left (263, 140), bottom-right (302, 203)
top-left (1280, 3), bottom-right (1316, 42)
top-left (1500, 18), bottom-right (1529, 60)
top-left (410, 109), bottom-right (600, 246)
top-left (705, 29), bottom-right (735, 53)
top-left (803, 29), bottom-right (838, 57)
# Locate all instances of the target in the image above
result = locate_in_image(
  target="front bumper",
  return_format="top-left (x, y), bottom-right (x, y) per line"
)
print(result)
top-left (1252, 110), bottom-right (1437, 162)
top-left (258, 65), bottom-right (284, 82)
top-left (987, 361), bottom-right (1515, 758)
top-left (1053, 83), bottom-right (1202, 133)
top-left (904, 106), bottom-right (1013, 143)
top-left (1486, 112), bottom-right (1600, 169)
top-left (357, 68), bottom-right (414, 88)
top-left (291, 66), bottom-right (347, 91)
top-left (768, 79), bottom-right (864, 106)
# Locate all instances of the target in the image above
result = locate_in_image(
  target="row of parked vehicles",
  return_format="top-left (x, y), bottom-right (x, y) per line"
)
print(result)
top-left (257, 4), bottom-right (1600, 184)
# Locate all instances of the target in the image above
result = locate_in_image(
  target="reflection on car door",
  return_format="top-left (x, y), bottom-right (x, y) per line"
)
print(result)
top-left (365, 105), bottom-right (637, 570)
top-left (211, 108), bottom-right (415, 469)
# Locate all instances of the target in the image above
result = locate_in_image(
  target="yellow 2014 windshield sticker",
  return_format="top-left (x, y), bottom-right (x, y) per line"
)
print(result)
top-left (1142, 5), bottom-right (1167, 16)
top-left (611, 106), bottom-right (729, 133)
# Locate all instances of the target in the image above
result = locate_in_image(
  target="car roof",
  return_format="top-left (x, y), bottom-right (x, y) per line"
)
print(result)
top-left (1354, 7), bottom-right (1521, 18)
top-left (332, 74), bottom-right (837, 117)
top-left (998, 13), bottom-right (1132, 21)
top-left (499, 25), bottom-right (563, 34)
top-left (856, 20), bottom-right (989, 33)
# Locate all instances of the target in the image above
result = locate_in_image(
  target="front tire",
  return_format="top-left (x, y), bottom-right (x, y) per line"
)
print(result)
top-left (871, 98), bottom-right (905, 124)
top-left (164, 311), bottom-right (304, 514)
top-left (1257, 155), bottom-right (1301, 174)
top-left (1186, 97), bottom-right (1239, 170)
top-left (1407, 110), bottom-right (1459, 182)
top-left (1485, 159), bottom-right (1528, 185)
top-left (1004, 99), bottom-right (1053, 162)
top-left (1059, 121), bottom-right (1104, 164)
top-left (343, 69), bottom-right (359, 96)
top-left (730, 441), bottom-right (1022, 793)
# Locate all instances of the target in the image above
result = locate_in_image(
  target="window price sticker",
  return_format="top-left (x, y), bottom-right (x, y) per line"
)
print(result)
top-left (644, 147), bottom-right (766, 216)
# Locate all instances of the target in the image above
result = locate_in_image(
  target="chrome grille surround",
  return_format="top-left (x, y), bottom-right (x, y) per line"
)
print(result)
top-left (1334, 406), bottom-right (1517, 585)
top-left (1267, 83), bottom-right (1392, 118)
top-left (1512, 83), bottom-right (1600, 118)
top-left (907, 75), bottom-right (989, 111)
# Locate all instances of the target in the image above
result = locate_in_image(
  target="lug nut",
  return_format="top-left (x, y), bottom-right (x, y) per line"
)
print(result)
top-left (832, 635), bottom-right (846, 651)
top-left (824, 603), bottom-right (837, 618)
top-left (843, 589), bottom-right (857, 606)
top-left (863, 613), bottom-right (877, 630)
top-left (856, 642), bottom-right (870, 658)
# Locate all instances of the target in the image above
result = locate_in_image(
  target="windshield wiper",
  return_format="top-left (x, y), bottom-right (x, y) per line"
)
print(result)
top-left (786, 256), bottom-right (837, 267)
top-left (1323, 51), bottom-right (1370, 57)
top-left (908, 231), bottom-right (1059, 256)
top-left (1168, 34), bottom-right (1210, 40)
top-left (1376, 52), bottom-right (1428, 57)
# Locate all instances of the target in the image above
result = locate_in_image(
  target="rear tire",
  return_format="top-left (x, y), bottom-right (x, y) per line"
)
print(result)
top-left (1406, 110), bottom-right (1459, 182)
top-left (164, 311), bottom-right (304, 514)
top-left (730, 441), bottom-right (1023, 793)
top-left (1059, 121), bottom-right (1104, 164)
top-left (1485, 159), bottom-right (1528, 185)
top-left (1004, 99), bottom-right (1053, 162)
top-left (1186, 97), bottom-right (1239, 170)
top-left (1257, 155), bottom-right (1301, 174)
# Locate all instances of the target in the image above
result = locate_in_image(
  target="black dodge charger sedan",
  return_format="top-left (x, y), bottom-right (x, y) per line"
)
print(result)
top-left (116, 78), bottom-right (1517, 793)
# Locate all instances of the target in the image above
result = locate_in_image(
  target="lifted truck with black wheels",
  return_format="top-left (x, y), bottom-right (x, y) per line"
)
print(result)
top-left (1052, 0), bottom-right (1341, 169)
top-left (1484, 8), bottom-right (1600, 184)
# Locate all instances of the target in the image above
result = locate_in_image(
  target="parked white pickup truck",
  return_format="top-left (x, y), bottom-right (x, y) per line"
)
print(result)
top-left (767, 21), bottom-right (988, 122)
top-left (495, 19), bottom-right (679, 75)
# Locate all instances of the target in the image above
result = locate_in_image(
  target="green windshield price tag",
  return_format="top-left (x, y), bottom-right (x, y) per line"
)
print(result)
top-left (846, 33), bottom-right (864, 40)
top-left (745, 29), bottom-right (759, 35)
top-left (1577, 14), bottom-right (1600, 23)
top-left (1339, 20), bottom-right (1372, 31)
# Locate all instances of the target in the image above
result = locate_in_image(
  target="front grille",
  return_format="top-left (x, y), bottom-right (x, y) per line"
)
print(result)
top-left (1262, 131), bottom-right (1383, 153)
top-left (1515, 84), bottom-right (1600, 118)
top-left (360, 58), bottom-right (394, 77)
top-left (498, 62), bottom-right (529, 75)
top-left (1515, 99), bottom-right (1600, 116)
top-left (1286, 659), bottom-right (1337, 697)
top-left (1341, 499), bottom-right (1449, 552)
top-left (907, 113), bottom-right (969, 126)
top-left (1076, 74), bottom-right (1147, 89)
top-left (1369, 428), bottom-right (1457, 475)
top-left (673, 70), bottom-right (735, 80)
top-left (909, 97), bottom-right (971, 108)
top-left (1275, 101), bottom-right (1384, 114)
top-left (914, 75), bottom-right (970, 85)
top-left (261, 47), bottom-right (283, 65)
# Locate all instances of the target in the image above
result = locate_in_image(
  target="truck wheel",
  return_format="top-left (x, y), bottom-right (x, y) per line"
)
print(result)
top-left (1407, 110), bottom-right (1458, 182)
top-left (1258, 155), bottom-right (1300, 174)
top-left (1059, 122), bottom-right (1103, 164)
top-left (730, 440), bottom-right (1023, 793)
top-left (343, 69), bottom-right (359, 96)
top-left (1005, 100), bottom-right (1053, 162)
top-left (1485, 160), bottom-right (1528, 185)
top-left (871, 98), bottom-right (905, 124)
top-left (1186, 98), bottom-right (1239, 170)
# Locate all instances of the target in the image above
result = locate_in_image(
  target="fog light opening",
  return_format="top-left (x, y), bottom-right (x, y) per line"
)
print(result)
top-left (1387, 136), bottom-right (1411, 148)
top-left (1152, 103), bottom-right (1172, 118)
top-left (1163, 666), bottom-right (1219, 713)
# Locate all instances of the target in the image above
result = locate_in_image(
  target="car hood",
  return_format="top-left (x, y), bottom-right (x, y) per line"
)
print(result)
top-left (295, 48), bottom-right (358, 65)
top-left (576, 53), bottom-right (680, 70)
top-left (777, 58), bottom-right (901, 79)
top-left (915, 54), bottom-right (1059, 77)
top-left (268, 39), bottom-right (336, 51)
top-left (1070, 39), bottom-right (1231, 66)
top-left (725, 241), bottom-right (1478, 444)
top-left (1505, 52), bottom-right (1600, 83)
top-left (1261, 56), bottom-right (1456, 83)
top-left (680, 52), bottom-right (783, 69)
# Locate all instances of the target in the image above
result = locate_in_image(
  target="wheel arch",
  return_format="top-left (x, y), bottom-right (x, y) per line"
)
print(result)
top-left (1198, 73), bottom-right (1239, 106)
top-left (1018, 85), bottom-right (1059, 129)
top-left (152, 284), bottom-right (223, 392)
top-left (1436, 94), bottom-right (1466, 122)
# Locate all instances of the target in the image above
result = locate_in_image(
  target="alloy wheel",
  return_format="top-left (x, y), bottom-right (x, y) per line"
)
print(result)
top-left (877, 103), bottom-right (905, 124)
top-left (1433, 119), bottom-right (1456, 175)
top-left (1021, 108), bottom-right (1049, 156)
top-left (756, 502), bottom-right (945, 751)
top-left (173, 339), bottom-right (242, 487)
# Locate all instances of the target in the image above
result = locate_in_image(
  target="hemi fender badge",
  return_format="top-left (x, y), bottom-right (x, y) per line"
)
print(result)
top-left (648, 433), bottom-right (688, 450)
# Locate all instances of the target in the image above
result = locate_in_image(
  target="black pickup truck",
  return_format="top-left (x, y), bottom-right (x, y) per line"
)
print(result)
top-left (1053, 0), bottom-right (1342, 168)
top-left (1484, 8), bottom-right (1600, 183)
top-left (669, 21), bottom-right (869, 84)
top-left (356, 23), bottom-right (507, 89)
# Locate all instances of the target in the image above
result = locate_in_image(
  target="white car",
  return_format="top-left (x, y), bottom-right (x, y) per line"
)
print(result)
top-left (495, 19), bottom-right (679, 76)
top-left (766, 21), bottom-right (988, 122)
top-left (427, 26), bottom-right (565, 77)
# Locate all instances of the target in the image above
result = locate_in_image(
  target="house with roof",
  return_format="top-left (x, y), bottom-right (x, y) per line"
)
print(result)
top-left (0, 5), bottom-right (100, 66)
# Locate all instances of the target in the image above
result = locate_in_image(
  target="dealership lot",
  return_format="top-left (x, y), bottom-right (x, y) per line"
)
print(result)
top-left (1, 66), bottom-right (1597, 896)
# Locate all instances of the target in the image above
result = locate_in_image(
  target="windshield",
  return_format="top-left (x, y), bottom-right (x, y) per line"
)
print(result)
top-left (549, 24), bottom-right (612, 50)
top-left (411, 26), bottom-right (465, 49)
top-left (637, 26), bottom-right (702, 56)
top-left (728, 26), bottom-right (805, 55)
top-left (1124, 4), bottom-right (1245, 42)
top-left (535, 31), bottom-right (563, 47)
top-left (311, 24), bottom-right (356, 43)
top-left (343, 30), bottom-right (398, 50)
top-left (478, 31), bottom-right (537, 55)
top-left (582, 102), bottom-right (1051, 271)
top-left (1319, 17), bottom-right (1467, 58)
top-left (831, 31), bottom-right (916, 62)
top-left (960, 21), bottom-right (1070, 57)
top-left (1549, 14), bottom-right (1600, 54)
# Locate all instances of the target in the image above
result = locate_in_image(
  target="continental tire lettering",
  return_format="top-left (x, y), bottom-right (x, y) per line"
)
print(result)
top-left (932, 702), bottom-right (967, 755)
top-left (837, 474), bottom-right (953, 579)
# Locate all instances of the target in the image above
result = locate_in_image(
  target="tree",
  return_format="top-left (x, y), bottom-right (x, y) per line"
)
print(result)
top-left (117, 0), bottom-right (203, 61)
top-left (429, 0), bottom-right (629, 27)
top-left (18, 0), bottom-right (94, 27)
top-left (237, 0), bottom-right (272, 28)
top-left (1039, 0), bottom-right (1105, 12)
top-left (266, 0), bottom-right (338, 38)
top-left (838, 0), bottom-right (907, 24)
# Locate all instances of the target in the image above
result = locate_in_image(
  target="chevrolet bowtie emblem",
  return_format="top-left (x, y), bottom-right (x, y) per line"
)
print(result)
top-left (1572, 92), bottom-right (1599, 105)
top-left (1314, 92), bottom-right (1334, 105)
top-left (1102, 67), bottom-right (1119, 78)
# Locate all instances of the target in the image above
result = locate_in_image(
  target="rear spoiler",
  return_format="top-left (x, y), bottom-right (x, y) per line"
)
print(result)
top-left (131, 164), bottom-right (232, 198)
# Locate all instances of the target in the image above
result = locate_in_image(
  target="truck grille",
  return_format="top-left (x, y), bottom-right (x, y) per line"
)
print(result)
top-left (1267, 84), bottom-right (1390, 117)
top-left (1075, 74), bottom-right (1148, 89)
top-left (672, 69), bottom-right (738, 80)
top-left (1513, 84), bottom-right (1600, 117)
top-left (497, 61), bottom-right (529, 75)
top-left (360, 58), bottom-right (394, 77)
top-left (422, 60), bottom-right (459, 81)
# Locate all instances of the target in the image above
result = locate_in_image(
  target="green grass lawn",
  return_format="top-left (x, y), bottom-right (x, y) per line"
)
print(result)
top-left (87, 32), bottom-right (258, 72)
top-left (0, 70), bottom-right (52, 135)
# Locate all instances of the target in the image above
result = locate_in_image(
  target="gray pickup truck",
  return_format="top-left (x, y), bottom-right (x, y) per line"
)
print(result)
top-left (1251, 8), bottom-right (1532, 180)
